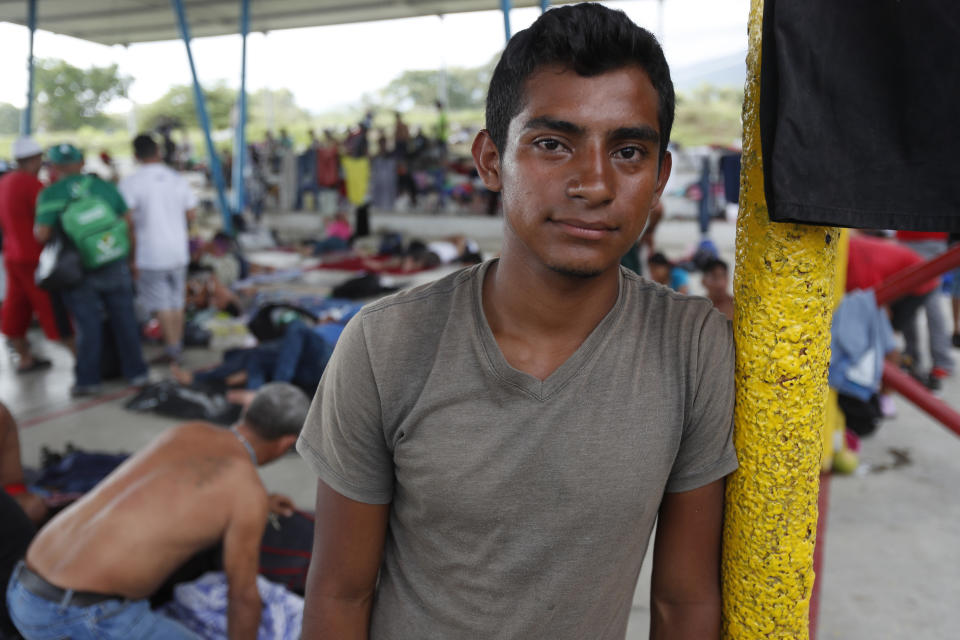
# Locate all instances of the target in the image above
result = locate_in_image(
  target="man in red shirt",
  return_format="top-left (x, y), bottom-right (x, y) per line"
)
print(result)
top-left (0, 138), bottom-right (69, 372)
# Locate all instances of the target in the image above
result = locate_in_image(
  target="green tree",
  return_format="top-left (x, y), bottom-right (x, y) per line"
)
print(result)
top-left (378, 57), bottom-right (495, 111)
top-left (138, 83), bottom-right (237, 131)
top-left (672, 85), bottom-right (744, 146)
top-left (249, 88), bottom-right (311, 129)
top-left (0, 103), bottom-right (21, 135)
top-left (33, 58), bottom-right (130, 131)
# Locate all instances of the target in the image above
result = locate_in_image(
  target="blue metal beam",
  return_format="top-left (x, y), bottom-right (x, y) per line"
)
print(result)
top-left (170, 0), bottom-right (233, 234)
top-left (21, 0), bottom-right (37, 136)
top-left (501, 0), bottom-right (512, 43)
top-left (231, 0), bottom-right (249, 217)
top-left (540, 0), bottom-right (550, 13)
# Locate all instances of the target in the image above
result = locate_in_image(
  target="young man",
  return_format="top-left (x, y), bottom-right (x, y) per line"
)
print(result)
top-left (0, 137), bottom-right (71, 372)
top-left (6, 382), bottom-right (310, 640)
top-left (34, 144), bottom-right (148, 397)
top-left (119, 133), bottom-right (198, 364)
top-left (297, 5), bottom-right (736, 639)
top-left (702, 258), bottom-right (734, 320)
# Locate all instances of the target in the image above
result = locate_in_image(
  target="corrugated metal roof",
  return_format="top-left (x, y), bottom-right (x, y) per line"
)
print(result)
top-left (0, 0), bottom-right (562, 45)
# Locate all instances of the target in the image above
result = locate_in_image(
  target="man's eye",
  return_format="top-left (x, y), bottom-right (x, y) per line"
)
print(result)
top-left (615, 146), bottom-right (643, 160)
top-left (537, 139), bottom-right (563, 151)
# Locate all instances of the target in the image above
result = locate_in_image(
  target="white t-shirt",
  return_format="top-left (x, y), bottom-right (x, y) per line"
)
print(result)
top-left (119, 163), bottom-right (196, 270)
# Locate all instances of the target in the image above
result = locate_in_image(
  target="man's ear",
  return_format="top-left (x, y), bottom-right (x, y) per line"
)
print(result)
top-left (472, 129), bottom-right (502, 192)
top-left (651, 150), bottom-right (673, 208)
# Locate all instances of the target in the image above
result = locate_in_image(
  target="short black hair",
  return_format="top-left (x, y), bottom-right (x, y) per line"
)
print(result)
top-left (703, 258), bottom-right (729, 275)
top-left (133, 133), bottom-right (159, 160)
top-left (243, 382), bottom-right (310, 440)
top-left (647, 251), bottom-right (671, 267)
top-left (485, 3), bottom-right (674, 161)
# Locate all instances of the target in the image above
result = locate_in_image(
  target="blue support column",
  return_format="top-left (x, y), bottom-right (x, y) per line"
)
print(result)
top-left (540, 0), bottom-right (550, 13)
top-left (501, 0), bottom-right (512, 43)
top-left (170, 0), bottom-right (233, 234)
top-left (21, 0), bottom-right (37, 136)
top-left (231, 0), bottom-right (250, 217)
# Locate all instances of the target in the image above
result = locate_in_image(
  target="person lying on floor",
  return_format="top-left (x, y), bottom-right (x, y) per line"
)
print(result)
top-left (171, 318), bottom-right (343, 395)
top-left (6, 382), bottom-right (310, 640)
top-left (186, 268), bottom-right (244, 317)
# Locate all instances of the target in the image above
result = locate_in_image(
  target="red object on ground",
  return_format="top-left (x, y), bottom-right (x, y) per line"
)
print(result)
top-left (809, 472), bottom-right (830, 640)
top-left (873, 243), bottom-right (960, 306)
top-left (881, 361), bottom-right (960, 438)
top-left (311, 256), bottom-right (428, 275)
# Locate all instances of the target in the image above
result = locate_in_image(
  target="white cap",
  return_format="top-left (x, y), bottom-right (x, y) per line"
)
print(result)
top-left (12, 136), bottom-right (43, 160)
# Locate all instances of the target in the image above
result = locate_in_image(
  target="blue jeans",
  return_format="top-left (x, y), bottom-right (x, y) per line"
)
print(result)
top-left (6, 564), bottom-right (200, 639)
top-left (61, 260), bottom-right (147, 387)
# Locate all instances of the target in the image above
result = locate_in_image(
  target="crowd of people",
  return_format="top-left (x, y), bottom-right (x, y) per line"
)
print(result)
top-left (216, 103), bottom-right (497, 221)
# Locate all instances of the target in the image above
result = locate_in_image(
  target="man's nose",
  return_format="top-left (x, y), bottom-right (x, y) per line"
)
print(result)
top-left (566, 144), bottom-right (614, 206)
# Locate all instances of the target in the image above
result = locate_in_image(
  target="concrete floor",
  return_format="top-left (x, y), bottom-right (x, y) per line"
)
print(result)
top-left (4, 212), bottom-right (959, 639)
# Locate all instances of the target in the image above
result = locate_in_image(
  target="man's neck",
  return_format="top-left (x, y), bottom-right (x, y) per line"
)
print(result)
top-left (482, 238), bottom-right (621, 380)
top-left (231, 423), bottom-right (268, 466)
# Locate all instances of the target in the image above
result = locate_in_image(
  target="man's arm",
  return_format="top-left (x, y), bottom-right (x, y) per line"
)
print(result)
top-left (222, 490), bottom-right (268, 640)
top-left (649, 478), bottom-right (726, 640)
top-left (34, 224), bottom-right (52, 245)
top-left (301, 479), bottom-right (390, 640)
top-left (123, 210), bottom-right (137, 279)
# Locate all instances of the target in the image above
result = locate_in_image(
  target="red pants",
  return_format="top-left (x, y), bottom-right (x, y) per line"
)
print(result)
top-left (1, 260), bottom-right (62, 340)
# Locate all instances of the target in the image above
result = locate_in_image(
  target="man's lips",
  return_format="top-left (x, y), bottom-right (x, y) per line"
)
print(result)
top-left (550, 218), bottom-right (618, 239)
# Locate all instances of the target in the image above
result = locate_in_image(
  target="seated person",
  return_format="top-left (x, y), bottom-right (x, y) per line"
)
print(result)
top-left (647, 251), bottom-right (690, 294)
top-left (702, 258), bottom-right (734, 320)
top-left (0, 401), bottom-right (47, 525)
top-left (186, 269), bottom-right (244, 317)
top-left (1, 401), bottom-right (45, 637)
top-left (6, 383), bottom-right (310, 640)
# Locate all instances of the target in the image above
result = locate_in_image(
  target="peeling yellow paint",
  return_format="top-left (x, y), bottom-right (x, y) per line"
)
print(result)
top-left (721, 0), bottom-right (839, 637)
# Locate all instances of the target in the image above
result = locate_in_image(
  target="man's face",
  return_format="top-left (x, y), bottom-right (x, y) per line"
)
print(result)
top-left (702, 268), bottom-right (729, 297)
top-left (648, 263), bottom-right (670, 285)
top-left (479, 65), bottom-right (671, 279)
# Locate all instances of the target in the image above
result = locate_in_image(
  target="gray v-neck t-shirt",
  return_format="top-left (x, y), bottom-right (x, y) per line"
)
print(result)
top-left (297, 260), bottom-right (737, 639)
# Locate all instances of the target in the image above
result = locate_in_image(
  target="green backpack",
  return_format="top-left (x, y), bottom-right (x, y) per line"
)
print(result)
top-left (60, 176), bottom-right (130, 270)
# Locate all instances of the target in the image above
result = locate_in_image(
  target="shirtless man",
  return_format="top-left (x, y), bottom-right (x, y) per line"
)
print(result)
top-left (6, 382), bottom-right (310, 640)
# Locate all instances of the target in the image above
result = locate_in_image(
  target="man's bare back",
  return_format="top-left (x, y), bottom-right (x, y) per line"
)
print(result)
top-left (27, 422), bottom-right (267, 599)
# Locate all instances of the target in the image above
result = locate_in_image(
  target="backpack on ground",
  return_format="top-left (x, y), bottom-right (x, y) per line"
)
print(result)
top-left (60, 176), bottom-right (130, 269)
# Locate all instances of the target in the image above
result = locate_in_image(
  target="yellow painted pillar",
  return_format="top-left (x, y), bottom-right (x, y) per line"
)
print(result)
top-left (721, 0), bottom-right (840, 637)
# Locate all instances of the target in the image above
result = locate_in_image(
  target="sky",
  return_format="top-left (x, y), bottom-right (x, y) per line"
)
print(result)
top-left (0, 0), bottom-right (749, 114)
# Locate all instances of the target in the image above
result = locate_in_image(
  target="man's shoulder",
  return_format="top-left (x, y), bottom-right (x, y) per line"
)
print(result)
top-left (1, 170), bottom-right (39, 189)
top-left (345, 265), bottom-right (481, 363)
top-left (622, 267), bottom-right (716, 316)
top-left (36, 178), bottom-right (75, 215)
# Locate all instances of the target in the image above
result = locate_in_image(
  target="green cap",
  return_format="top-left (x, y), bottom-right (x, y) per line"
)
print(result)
top-left (47, 143), bottom-right (84, 165)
